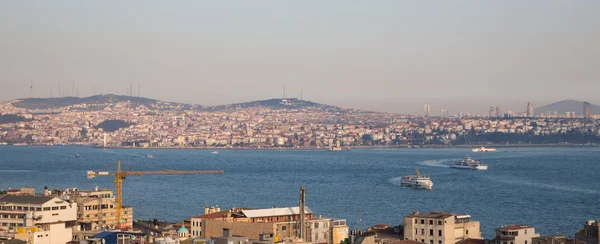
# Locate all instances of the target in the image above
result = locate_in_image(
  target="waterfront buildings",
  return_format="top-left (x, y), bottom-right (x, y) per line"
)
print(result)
top-left (403, 211), bottom-right (482, 244)
top-left (575, 220), bottom-right (600, 244)
top-left (493, 225), bottom-right (539, 244)
top-left (532, 235), bottom-right (580, 244)
top-left (190, 206), bottom-right (348, 244)
top-left (0, 195), bottom-right (77, 244)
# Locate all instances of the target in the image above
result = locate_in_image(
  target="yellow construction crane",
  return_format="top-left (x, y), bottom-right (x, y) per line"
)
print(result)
top-left (87, 160), bottom-right (224, 228)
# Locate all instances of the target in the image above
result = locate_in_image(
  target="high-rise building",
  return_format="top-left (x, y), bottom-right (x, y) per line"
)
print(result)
top-left (424, 104), bottom-right (431, 117)
top-left (527, 102), bottom-right (534, 117)
top-left (495, 106), bottom-right (502, 117)
top-left (584, 102), bottom-right (593, 119)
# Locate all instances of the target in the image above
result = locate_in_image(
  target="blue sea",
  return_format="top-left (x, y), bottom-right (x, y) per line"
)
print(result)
top-left (1, 146), bottom-right (599, 238)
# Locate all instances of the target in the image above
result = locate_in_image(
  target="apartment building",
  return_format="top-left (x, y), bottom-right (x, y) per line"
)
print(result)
top-left (493, 225), bottom-right (540, 244)
top-left (575, 220), bottom-right (600, 244)
top-left (0, 195), bottom-right (77, 244)
top-left (404, 211), bottom-right (482, 244)
top-left (190, 206), bottom-right (347, 244)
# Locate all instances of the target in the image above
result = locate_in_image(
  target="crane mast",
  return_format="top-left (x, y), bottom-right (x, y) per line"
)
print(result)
top-left (87, 161), bottom-right (224, 228)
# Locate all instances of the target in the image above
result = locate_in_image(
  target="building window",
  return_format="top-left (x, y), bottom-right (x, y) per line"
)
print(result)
top-left (43, 207), bottom-right (50, 211)
top-left (416, 228), bottom-right (418, 235)
top-left (421, 229), bottom-right (425, 235)
top-left (430, 230), bottom-right (433, 236)
top-left (421, 239), bottom-right (425, 243)
top-left (438, 221), bottom-right (442, 225)
top-left (439, 230), bottom-right (442, 236)
top-left (51, 206), bottom-right (59, 210)
top-left (415, 219), bottom-right (418, 224)
top-left (429, 220), bottom-right (433, 225)
top-left (525, 241), bottom-right (527, 244)
top-left (282, 226), bottom-right (287, 231)
top-left (421, 219), bottom-right (425, 224)
top-left (315, 223), bottom-right (319, 228)
top-left (430, 240), bottom-right (433, 244)
top-left (52, 213), bottom-right (58, 216)
top-left (525, 230), bottom-right (528, 235)
top-left (36, 207), bottom-right (42, 211)
top-left (439, 241), bottom-right (442, 244)
top-left (466, 230), bottom-right (469, 235)
top-left (60, 206), bottom-right (67, 210)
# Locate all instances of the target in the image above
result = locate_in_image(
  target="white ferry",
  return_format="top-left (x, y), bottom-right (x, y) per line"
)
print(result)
top-left (211, 151), bottom-right (219, 155)
top-left (450, 156), bottom-right (488, 170)
top-left (400, 168), bottom-right (433, 190)
top-left (472, 146), bottom-right (497, 152)
top-left (146, 154), bottom-right (154, 158)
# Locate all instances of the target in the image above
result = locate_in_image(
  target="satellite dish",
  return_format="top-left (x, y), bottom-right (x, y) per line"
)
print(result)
top-left (131, 235), bottom-right (136, 240)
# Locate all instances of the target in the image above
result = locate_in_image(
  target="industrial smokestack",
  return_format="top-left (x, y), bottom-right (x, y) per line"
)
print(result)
top-left (299, 185), bottom-right (306, 241)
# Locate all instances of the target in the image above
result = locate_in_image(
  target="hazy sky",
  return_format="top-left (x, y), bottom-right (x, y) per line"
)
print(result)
top-left (1, 1), bottom-right (599, 114)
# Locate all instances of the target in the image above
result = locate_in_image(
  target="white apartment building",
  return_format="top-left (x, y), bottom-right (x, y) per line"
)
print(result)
top-left (494, 225), bottom-right (540, 244)
top-left (404, 211), bottom-right (482, 244)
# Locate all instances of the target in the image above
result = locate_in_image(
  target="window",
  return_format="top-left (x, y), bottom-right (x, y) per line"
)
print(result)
top-left (430, 240), bottom-right (433, 244)
top-left (51, 206), bottom-right (59, 210)
top-left (525, 230), bottom-right (528, 235)
top-left (60, 206), bottom-right (66, 210)
top-left (438, 221), bottom-right (442, 225)
top-left (430, 230), bottom-right (433, 236)
top-left (17, 206), bottom-right (22, 210)
top-left (52, 213), bottom-right (58, 216)
top-left (43, 207), bottom-right (50, 211)
top-left (466, 230), bottom-right (469, 235)
top-left (421, 219), bottom-right (425, 224)
top-left (415, 219), bottom-right (418, 224)
top-left (438, 230), bottom-right (442, 236)
top-left (429, 220), bottom-right (433, 225)
top-left (415, 228), bottom-right (418, 235)
top-left (23, 207), bottom-right (29, 211)
top-left (525, 241), bottom-right (527, 244)
top-left (314, 223), bottom-right (319, 228)
top-left (421, 229), bottom-right (425, 235)
top-left (421, 239), bottom-right (425, 243)
top-left (36, 207), bottom-right (42, 211)
top-left (282, 226), bottom-right (287, 231)
top-left (439, 241), bottom-right (442, 244)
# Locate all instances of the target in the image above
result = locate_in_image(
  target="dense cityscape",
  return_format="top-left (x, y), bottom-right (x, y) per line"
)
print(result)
top-left (0, 95), bottom-right (599, 149)
top-left (1, 185), bottom-right (599, 244)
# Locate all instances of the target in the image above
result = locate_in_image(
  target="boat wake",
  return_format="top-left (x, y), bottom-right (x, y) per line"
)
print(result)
top-left (388, 177), bottom-right (405, 186)
top-left (0, 170), bottom-right (36, 173)
top-left (415, 159), bottom-right (454, 168)
top-left (485, 176), bottom-right (600, 196)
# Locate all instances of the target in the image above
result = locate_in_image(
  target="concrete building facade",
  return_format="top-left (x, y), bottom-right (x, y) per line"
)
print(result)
top-left (493, 225), bottom-right (540, 244)
top-left (575, 220), bottom-right (600, 244)
top-left (404, 211), bottom-right (482, 244)
top-left (0, 195), bottom-right (76, 230)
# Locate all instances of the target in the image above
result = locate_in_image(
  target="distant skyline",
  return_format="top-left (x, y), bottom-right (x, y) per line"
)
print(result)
top-left (1, 1), bottom-right (599, 114)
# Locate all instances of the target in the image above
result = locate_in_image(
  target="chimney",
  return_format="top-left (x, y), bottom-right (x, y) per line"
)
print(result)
top-left (223, 228), bottom-right (232, 237)
top-left (299, 185), bottom-right (306, 241)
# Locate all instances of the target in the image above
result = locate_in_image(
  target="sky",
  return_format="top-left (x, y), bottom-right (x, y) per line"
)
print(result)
top-left (0, 1), bottom-right (599, 114)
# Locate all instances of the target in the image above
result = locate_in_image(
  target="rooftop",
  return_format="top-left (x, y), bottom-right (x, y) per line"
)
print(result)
top-left (242, 206), bottom-right (313, 218)
top-left (497, 224), bottom-right (534, 231)
top-left (406, 211), bottom-right (455, 219)
top-left (0, 195), bottom-right (56, 205)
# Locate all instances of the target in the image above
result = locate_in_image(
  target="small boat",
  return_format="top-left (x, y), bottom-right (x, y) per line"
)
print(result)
top-left (329, 146), bottom-right (342, 151)
top-left (472, 146), bottom-right (497, 152)
top-left (146, 154), bottom-right (153, 158)
top-left (451, 156), bottom-right (488, 170)
top-left (211, 151), bottom-right (219, 155)
top-left (400, 168), bottom-right (433, 190)
top-left (75, 154), bottom-right (80, 158)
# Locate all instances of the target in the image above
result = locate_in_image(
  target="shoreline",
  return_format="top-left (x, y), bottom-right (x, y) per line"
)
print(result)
top-left (3, 144), bottom-right (599, 150)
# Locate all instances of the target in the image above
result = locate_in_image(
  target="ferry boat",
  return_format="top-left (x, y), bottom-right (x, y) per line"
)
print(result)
top-left (75, 154), bottom-right (80, 158)
top-left (451, 156), bottom-right (488, 170)
top-left (146, 154), bottom-right (153, 158)
top-left (472, 146), bottom-right (497, 152)
top-left (211, 151), bottom-right (219, 155)
top-left (400, 168), bottom-right (433, 190)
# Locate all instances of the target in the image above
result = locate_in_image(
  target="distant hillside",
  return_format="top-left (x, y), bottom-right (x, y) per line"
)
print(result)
top-left (535, 100), bottom-right (599, 116)
top-left (203, 98), bottom-right (348, 112)
top-left (10, 94), bottom-right (160, 110)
